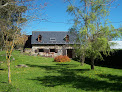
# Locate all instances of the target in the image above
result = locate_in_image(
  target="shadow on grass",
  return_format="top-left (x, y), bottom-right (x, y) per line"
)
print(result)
top-left (27, 64), bottom-right (122, 91)
top-left (26, 64), bottom-right (57, 70)
top-left (0, 69), bottom-right (4, 70)
top-left (30, 74), bottom-right (122, 91)
top-left (97, 74), bottom-right (122, 82)
top-left (26, 63), bottom-right (79, 71)
top-left (31, 75), bottom-right (122, 91)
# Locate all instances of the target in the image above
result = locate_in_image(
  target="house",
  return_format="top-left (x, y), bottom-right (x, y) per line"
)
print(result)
top-left (25, 31), bottom-right (122, 58)
top-left (30, 31), bottom-right (77, 58)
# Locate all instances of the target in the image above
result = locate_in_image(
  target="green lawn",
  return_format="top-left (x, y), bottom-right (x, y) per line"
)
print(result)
top-left (0, 51), bottom-right (122, 92)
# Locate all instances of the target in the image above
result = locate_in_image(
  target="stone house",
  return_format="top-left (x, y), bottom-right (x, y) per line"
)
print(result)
top-left (31, 31), bottom-right (77, 58)
top-left (24, 31), bottom-right (122, 59)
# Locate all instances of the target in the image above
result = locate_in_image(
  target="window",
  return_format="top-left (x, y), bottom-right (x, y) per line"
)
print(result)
top-left (39, 49), bottom-right (44, 52)
top-left (50, 38), bottom-right (56, 41)
top-left (35, 50), bottom-right (38, 53)
top-left (50, 49), bottom-right (55, 52)
top-left (38, 35), bottom-right (42, 42)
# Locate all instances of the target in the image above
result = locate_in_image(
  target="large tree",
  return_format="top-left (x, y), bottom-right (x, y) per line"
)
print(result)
top-left (67, 0), bottom-right (119, 69)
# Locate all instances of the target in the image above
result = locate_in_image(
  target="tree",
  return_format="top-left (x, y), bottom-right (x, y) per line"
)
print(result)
top-left (69, 27), bottom-right (86, 66)
top-left (14, 34), bottom-right (28, 51)
top-left (67, 0), bottom-right (119, 69)
top-left (0, 0), bottom-right (28, 84)
top-left (0, 30), bottom-right (3, 50)
top-left (0, 0), bottom-right (47, 83)
top-left (118, 27), bottom-right (122, 40)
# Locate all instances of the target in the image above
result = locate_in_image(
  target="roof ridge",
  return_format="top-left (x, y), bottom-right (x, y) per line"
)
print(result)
top-left (32, 31), bottom-right (68, 32)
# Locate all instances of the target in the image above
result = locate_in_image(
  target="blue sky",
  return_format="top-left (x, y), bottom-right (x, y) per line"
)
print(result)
top-left (22, 0), bottom-right (122, 35)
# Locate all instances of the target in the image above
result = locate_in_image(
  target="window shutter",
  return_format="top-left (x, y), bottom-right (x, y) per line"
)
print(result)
top-left (66, 35), bottom-right (69, 42)
top-left (55, 49), bottom-right (58, 53)
top-left (38, 35), bottom-right (42, 42)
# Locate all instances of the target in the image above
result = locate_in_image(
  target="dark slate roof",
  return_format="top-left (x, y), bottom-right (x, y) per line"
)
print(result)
top-left (31, 31), bottom-right (77, 44)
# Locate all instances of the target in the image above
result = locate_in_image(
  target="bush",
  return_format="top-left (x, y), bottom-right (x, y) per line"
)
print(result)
top-left (54, 55), bottom-right (71, 62)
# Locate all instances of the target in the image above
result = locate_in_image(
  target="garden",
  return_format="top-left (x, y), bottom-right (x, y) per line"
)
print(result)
top-left (0, 51), bottom-right (122, 92)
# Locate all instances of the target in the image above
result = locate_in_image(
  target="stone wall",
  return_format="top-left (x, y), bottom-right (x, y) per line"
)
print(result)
top-left (24, 48), bottom-right (32, 53)
top-left (31, 45), bottom-right (73, 57)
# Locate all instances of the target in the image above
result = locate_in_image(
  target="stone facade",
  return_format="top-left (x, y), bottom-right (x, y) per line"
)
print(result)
top-left (26, 31), bottom-right (78, 58)
top-left (24, 48), bottom-right (32, 53)
top-left (31, 45), bottom-right (74, 58)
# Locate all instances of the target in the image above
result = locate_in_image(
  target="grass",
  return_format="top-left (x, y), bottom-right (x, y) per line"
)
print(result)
top-left (0, 50), bottom-right (122, 92)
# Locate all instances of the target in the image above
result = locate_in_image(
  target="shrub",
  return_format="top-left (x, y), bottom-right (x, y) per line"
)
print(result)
top-left (54, 55), bottom-right (71, 62)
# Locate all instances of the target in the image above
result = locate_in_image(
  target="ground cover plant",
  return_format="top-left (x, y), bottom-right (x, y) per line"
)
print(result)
top-left (0, 51), bottom-right (122, 92)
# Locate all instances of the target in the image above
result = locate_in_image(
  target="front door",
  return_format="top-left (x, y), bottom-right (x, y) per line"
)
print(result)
top-left (67, 49), bottom-right (72, 58)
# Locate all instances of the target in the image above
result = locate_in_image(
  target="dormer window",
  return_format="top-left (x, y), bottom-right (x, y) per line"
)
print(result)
top-left (65, 35), bottom-right (69, 42)
top-left (50, 38), bottom-right (56, 41)
top-left (38, 35), bottom-right (42, 42)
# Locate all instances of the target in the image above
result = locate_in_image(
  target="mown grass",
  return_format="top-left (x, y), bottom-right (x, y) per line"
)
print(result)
top-left (0, 51), bottom-right (122, 92)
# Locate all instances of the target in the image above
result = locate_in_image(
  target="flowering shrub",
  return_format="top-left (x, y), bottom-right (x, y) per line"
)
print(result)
top-left (54, 55), bottom-right (71, 62)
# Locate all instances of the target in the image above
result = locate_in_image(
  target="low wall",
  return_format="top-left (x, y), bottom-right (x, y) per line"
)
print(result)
top-left (24, 48), bottom-right (32, 53)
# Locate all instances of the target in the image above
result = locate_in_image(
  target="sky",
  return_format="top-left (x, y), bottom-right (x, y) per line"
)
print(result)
top-left (21, 0), bottom-right (122, 35)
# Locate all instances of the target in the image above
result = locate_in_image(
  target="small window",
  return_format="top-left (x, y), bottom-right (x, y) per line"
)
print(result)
top-left (65, 35), bottom-right (69, 42)
top-left (35, 50), bottom-right (38, 53)
top-left (39, 49), bottom-right (44, 52)
top-left (38, 35), bottom-right (42, 42)
top-left (50, 49), bottom-right (55, 52)
top-left (50, 38), bottom-right (56, 41)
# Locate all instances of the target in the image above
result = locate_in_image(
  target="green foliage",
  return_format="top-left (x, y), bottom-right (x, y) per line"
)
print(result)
top-left (118, 27), bottom-right (122, 40)
top-left (67, 0), bottom-right (119, 69)
top-left (67, 5), bottom-right (74, 13)
top-left (0, 0), bottom-right (27, 48)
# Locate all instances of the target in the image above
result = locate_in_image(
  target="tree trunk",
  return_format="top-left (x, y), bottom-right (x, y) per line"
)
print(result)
top-left (23, 48), bottom-right (25, 52)
top-left (81, 54), bottom-right (85, 66)
top-left (7, 59), bottom-right (11, 84)
top-left (91, 58), bottom-right (94, 70)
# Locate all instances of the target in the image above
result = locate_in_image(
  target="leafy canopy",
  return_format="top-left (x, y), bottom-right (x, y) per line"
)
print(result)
top-left (67, 0), bottom-right (119, 61)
